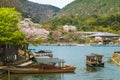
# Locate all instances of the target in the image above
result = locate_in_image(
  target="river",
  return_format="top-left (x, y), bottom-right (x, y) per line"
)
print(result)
top-left (0, 46), bottom-right (120, 80)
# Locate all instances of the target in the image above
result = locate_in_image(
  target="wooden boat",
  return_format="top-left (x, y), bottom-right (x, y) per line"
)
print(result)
top-left (4, 65), bottom-right (76, 74)
top-left (86, 53), bottom-right (104, 67)
top-left (3, 50), bottom-right (76, 74)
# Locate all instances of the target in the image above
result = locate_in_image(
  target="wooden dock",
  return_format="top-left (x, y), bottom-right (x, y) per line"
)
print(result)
top-left (0, 66), bottom-right (8, 70)
top-left (0, 66), bottom-right (8, 74)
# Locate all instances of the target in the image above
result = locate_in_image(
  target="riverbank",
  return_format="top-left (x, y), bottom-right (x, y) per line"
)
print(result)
top-left (41, 43), bottom-right (91, 46)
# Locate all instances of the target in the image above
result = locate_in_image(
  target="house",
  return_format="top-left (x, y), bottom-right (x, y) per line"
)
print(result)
top-left (90, 32), bottom-right (120, 45)
top-left (63, 25), bottom-right (77, 32)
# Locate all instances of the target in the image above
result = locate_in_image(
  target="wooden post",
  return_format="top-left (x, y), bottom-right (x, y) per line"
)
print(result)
top-left (8, 70), bottom-right (10, 80)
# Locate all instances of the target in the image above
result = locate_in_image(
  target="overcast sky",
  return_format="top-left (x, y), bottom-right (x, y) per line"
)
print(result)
top-left (28, 0), bottom-right (74, 9)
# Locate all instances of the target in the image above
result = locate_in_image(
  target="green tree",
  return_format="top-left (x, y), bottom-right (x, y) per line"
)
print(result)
top-left (0, 8), bottom-right (27, 65)
top-left (0, 8), bottom-right (25, 45)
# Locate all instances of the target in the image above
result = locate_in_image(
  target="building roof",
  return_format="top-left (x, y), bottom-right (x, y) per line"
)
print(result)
top-left (86, 53), bottom-right (103, 57)
top-left (35, 57), bottom-right (65, 64)
top-left (77, 32), bottom-right (97, 35)
top-left (37, 50), bottom-right (52, 53)
top-left (90, 32), bottom-right (120, 37)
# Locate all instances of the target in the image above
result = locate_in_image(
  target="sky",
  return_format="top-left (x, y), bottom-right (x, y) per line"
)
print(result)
top-left (28, 0), bottom-right (74, 9)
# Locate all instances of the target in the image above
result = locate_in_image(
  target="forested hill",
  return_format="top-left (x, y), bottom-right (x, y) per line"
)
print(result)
top-left (42, 0), bottom-right (120, 34)
top-left (0, 0), bottom-right (60, 23)
top-left (56, 0), bottom-right (120, 17)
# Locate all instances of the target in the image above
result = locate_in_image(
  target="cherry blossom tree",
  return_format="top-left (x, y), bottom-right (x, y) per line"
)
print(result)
top-left (19, 18), bottom-right (50, 44)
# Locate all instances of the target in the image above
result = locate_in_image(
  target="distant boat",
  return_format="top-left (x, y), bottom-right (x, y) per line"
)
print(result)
top-left (86, 53), bottom-right (104, 67)
top-left (111, 51), bottom-right (120, 66)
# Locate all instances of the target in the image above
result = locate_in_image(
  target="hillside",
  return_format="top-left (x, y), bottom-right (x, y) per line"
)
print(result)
top-left (0, 0), bottom-right (60, 23)
top-left (56, 0), bottom-right (120, 17)
top-left (42, 0), bottom-right (120, 34)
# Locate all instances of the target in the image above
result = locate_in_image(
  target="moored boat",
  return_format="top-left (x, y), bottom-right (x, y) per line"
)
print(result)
top-left (4, 65), bottom-right (76, 74)
top-left (3, 50), bottom-right (76, 74)
top-left (86, 53), bottom-right (104, 67)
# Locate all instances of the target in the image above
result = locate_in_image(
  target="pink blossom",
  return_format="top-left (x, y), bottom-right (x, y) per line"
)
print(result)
top-left (19, 18), bottom-right (49, 41)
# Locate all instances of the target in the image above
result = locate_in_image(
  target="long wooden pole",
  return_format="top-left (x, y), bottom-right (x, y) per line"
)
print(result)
top-left (8, 70), bottom-right (10, 80)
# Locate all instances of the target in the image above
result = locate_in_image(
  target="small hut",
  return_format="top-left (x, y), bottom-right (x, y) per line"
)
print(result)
top-left (86, 53), bottom-right (104, 67)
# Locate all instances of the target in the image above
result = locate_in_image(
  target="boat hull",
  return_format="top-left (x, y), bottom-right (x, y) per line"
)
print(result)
top-left (5, 67), bottom-right (76, 74)
top-left (86, 62), bottom-right (104, 67)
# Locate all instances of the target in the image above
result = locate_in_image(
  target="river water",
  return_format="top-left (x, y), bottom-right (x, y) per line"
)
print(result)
top-left (0, 46), bottom-right (120, 80)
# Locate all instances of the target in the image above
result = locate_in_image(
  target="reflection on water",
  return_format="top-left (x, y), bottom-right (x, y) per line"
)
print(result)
top-left (86, 65), bottom-right (101, 72)
top-left (0, 73), bottom-right (64, 80)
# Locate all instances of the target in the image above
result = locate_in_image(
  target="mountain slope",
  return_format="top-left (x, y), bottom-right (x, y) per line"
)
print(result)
top-left (56, 0), bottom-right (120, 17)
top-left (21, 0), bottom-right (60, 23)
top-left (0, 0), bottom-right (60, 23)
top-left (42, 0), bottom-right (120, 33)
